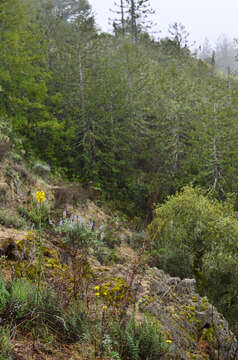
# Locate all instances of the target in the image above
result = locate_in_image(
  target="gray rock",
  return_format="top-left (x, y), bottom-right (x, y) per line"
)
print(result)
top-left (167, 277), bottom-right (181, 286)
top-left (146, 302), bottom-right (160, 316)
top-left (177, 278), bottom-right (196, 293)
top-left (150, 279), bottom-right (168, 295)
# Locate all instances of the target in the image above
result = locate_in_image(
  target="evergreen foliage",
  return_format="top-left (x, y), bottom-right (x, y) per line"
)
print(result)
top-left (2, 0), bottom-right (238, 217)
top-left (3, 0), bottom-right (238, 332)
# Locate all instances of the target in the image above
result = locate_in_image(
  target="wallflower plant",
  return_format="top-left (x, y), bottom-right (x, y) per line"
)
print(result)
top-left (36, 191), bottom-right (45, 203)
top-left (36, 190), bottom-right (45, 304)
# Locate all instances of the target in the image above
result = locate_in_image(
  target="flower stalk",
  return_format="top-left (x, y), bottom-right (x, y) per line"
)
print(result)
top-left (36, 191), bottom-right (45, 304)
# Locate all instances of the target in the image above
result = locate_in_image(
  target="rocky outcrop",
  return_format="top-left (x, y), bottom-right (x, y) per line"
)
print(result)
top-left (136, 267), bottom-right (238, 360)
top-left (91, 260), bottom-right (238, 359)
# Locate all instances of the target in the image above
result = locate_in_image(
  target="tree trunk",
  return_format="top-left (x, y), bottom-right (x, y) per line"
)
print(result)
top-left (120, 0), bottom-right (125, 38)
top-left (213, 104), bottom-right (219, 190)
top-left (130, 0), bottom-right (137, 43)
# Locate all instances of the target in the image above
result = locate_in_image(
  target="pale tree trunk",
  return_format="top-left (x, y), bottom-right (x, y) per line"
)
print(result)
top-left (172, 93), bottom-right (180, 172)
top-left (120, 0), bottom-right (125, 38)
top-left (78, 49), bottom-right (85, 117)
top-left (213, 135), bottom-right (219, 190)
top-left (124, 49), bottom-right (133, 120)
top-left (130, 0), bottom-right (137, 43)
top-left (174, 113), bottom-right (180, 171)
top-left (212, 104), bottom-right (219, 190)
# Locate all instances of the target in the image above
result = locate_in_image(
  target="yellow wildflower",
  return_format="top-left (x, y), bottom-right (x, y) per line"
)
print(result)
top-left (166, 339), bottom-right (172, 343)
top-left (95, 292), bottom-right (100, 296)
top-left (94, 285), bottom-right (100, 291)
top-left (102, 305), bottom-right (107, 310)
top-left (36, 191), bottom-right (45, 203)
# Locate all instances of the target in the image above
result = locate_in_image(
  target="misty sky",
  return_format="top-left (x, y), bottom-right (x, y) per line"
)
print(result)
top-left (89, 0), bottom-right (238, 48)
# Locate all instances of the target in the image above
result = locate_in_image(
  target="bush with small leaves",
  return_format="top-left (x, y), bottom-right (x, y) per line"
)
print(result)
top-left (151, 186), bottom-right (238, 289)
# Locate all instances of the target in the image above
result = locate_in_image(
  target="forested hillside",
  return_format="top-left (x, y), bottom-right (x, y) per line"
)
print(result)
top-left (2, 1), bottom-right (238, 358)
top-left (2, 0), bottom-right (238, 219)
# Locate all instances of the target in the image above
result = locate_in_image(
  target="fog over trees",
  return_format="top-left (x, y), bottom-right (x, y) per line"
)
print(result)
top-left (199, 33), bottom-right (238, 73)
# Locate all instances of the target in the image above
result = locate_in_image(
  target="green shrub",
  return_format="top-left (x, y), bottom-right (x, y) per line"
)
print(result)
top-left (104, 249), bottom-right (125, 266)
top-left (55, 217), bottom-right (96, 251)
top-left (204, 254), bottom-right (238, 326)
top-left (129, 232), bottom-right (146, 250)
top-left (136, 317), bottom-right (168, 360)
top-left (151, 186), bottom-right (238, 287)
top-left (108, 315), bottom-right (167, 360)
top-left (9, 278), bottom-right (34, 318)
top-left (150, 185), bottom-right (238, 323)
top-left (0, 277), bottom-right (9, 313)
top-left (33, 161), bottom-right (51, 176)
top-left (9, 278), bottom-right (90, 343)
top-left (0, 210), bottom-right (26, 229)
top-left (60, 301), bottom-right (90, 343)
top-left (0, 326), bottom-right (13, 359)
top-left (148, 248), bottom-right (193, 279)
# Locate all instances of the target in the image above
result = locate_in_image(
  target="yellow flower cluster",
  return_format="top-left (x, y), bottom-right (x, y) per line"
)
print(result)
top-left (94, 285), bottom-right (100, 296)
top-left (36, 191), bottom-right (45, 203)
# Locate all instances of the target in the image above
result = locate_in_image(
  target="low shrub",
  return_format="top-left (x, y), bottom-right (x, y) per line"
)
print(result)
top-left (107, 315), bottom-right (168, 360)
top-left (9, 278), bottom-right (34, 318)
top-left (0, 326), bottom-right (13, 359)
top-left (0, 276), bottom-right (9, 313)
top-left (129, 231), bottom-right (146, 250)
top-left (7, 278), bottom-right (90, 343)
top-left (0, 210), bottom-right (26, 229)
top-left (148, 247), bottom-right (193, 279)
top-left (60, 301), bottom-right (90, 342)
top-left (32, 161), bottom-right (51, 177)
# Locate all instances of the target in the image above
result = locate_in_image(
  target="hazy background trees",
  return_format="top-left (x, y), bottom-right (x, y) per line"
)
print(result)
top-left (199, 33), bottom-right (238, 74)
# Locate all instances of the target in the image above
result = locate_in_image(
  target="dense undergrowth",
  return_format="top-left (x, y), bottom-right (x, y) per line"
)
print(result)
top-left (0, 276), bottom-right (167, 359)
top-left (0, 168), bottom-right (169, 359)
top-left (0, 153), bottom-right (237, 358)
